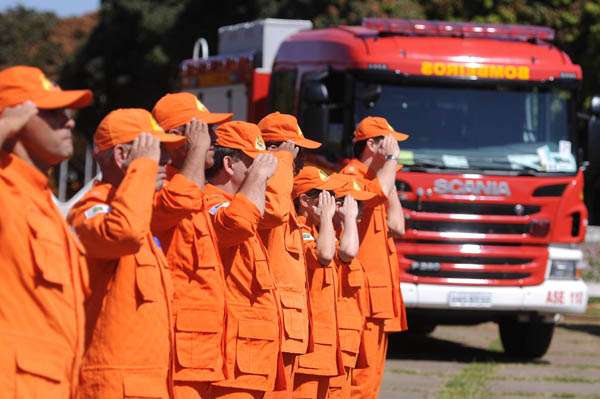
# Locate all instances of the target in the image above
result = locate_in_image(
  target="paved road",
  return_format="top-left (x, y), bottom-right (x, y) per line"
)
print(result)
top-left (380, 312), bottom-right (600, 399)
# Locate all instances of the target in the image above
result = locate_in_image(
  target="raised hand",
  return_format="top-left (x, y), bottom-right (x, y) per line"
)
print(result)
top-left (0, 101), bottom-right (38, 139)
top-left (318, 190), bottom-right (336, 222)
top-left (337, 194), bottom-right (359, 221)
top-left (184, 118), bottom-right (211, 154)
top-left (378, 134), bottom-right (401, 159)
top-left (128, 133), bottom-right (160, 163)
top-left (274, 140), bottom-right (299, 158)
top-left (248, 153), bottom-right (278, 180)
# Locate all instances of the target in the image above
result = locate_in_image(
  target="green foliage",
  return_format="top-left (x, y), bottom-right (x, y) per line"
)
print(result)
top-left (0, 6), bottom-right (63, 77)
top-left (3, 1), bottom-right (600, 138)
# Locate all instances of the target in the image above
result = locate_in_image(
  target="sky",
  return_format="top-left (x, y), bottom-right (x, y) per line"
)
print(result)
top-left (0, 0), bottom-right (99, 17)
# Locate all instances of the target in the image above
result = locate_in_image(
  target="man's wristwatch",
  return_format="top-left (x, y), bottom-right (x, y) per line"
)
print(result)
top-left (385, 154), bottom-right (399, 162)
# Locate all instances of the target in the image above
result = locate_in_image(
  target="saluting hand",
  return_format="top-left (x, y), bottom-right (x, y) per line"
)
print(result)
top-left (248, 153), bottom-right (278, 180)
top-left (129, 133), bottom-right (161, 163)
top-left (0, 101), bottom-right (38, 138)
top-left (185, 118), bottom-right (211, 154)
top-left (337, 194), bottom-right (359, 221)
top-left (317, 190), bottom-right (336, 222)
top-left (274, 140), bottom-right (299, 158)
top-left (378, 134), bottom-right (401, 158)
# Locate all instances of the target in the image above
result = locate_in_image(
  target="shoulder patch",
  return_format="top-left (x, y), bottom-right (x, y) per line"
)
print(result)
top-left (209, 201), bottom-right (230, 215)
top-left (84, 204), bottom-right (111, 219)
top-left (302, 232), bottom-right (315, 241)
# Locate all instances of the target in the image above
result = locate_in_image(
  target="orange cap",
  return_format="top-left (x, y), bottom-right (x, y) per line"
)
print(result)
top-left (0, 66), bottom-right (93, 112)
top-left (94, 108), bottom-right (185, 153)
top-left (353, 116), bottom-right (409, 143)
top-left (214, 121), bottom-right (267, 158)
top-left (293, 166), bottom-right (347, 198)
top-left (258, 112), bottom-right (321, 149)
top-left (152, 92), bottom-right (233, 131)
top-left (334, 175), bottom-right (376, 201)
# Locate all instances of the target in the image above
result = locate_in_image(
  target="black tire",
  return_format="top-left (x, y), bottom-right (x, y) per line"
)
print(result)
top-left (498, 319), bottom-right (554, 359)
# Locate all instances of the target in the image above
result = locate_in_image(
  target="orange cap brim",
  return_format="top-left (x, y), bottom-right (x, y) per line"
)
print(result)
top-left (294, 136), bottom-right (322, 149)
top-left (155, 131), bottom-right (186, 148)
top-left (32, 89), bottom-right (93, 109)
top-left (335, 188), bottom-right (376, 201)
top-left (199, 111), bottom-right (233, 124)
top-left (352, 130), bottom-right (410, 143)
top-left (240, 148), bottom-right (267, 159)
top-left (392, 131), bottom-right (409, 142)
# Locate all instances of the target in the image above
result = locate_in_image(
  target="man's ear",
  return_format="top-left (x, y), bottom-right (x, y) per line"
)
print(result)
top-left (222, 155), bottom-right (235, 176)
top-left (299, 193), bottom-right (309, 209)
top-left (113, 144), bottom-right (129, 169)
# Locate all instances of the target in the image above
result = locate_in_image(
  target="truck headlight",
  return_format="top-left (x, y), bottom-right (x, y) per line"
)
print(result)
top-left (549, 260), bottom-right (577, 279)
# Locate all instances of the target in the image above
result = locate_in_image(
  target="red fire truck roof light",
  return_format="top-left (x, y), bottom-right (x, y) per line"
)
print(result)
top-left (362, 18), bottom-right (555, 42)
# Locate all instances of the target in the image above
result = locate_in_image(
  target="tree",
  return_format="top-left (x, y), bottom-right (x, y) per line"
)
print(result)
top-left (0, 6), bottom-right (63, 78)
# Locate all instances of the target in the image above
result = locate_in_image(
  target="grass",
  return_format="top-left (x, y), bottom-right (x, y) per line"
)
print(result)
top-left (436, 362), bottom-right (496, 399)
top-left (582, 243), bottom-right (600, 282)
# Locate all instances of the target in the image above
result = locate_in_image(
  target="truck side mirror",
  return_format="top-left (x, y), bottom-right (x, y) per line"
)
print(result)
top-left (356, 83), bottom-right (382, 108)
top-left (591, 96), bottom-right (600, 115)
top-left (303, 81), bottom-right (329, 104)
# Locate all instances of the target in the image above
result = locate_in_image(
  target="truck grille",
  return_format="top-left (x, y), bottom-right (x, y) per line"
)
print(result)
top-left (408, 270), bottom-right (530, 280)
top-left (406, 220), bottom-right (529, 235)
top-left (402, 201), bottom-right (540, 216)
top-left (398, 244), bottom-right (547, 286)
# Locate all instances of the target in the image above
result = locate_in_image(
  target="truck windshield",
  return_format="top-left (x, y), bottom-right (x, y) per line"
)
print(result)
top-left (354, 81), bottom-right (576, 174)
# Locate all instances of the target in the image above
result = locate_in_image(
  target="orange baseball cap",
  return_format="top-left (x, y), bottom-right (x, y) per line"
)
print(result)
top-left (152, 92), bottom-right (233, 131)
top-left (94, 108), bottom-right (185, 153)
top-left (214, 121), bottom-right (267, 158)
top-left (353, 116), bottom-right (409, 143)
top-left (258, 112), bottom-right (321, 149)
top-left (335, 175), bottom-right (376, 201)
top-left (0, 66), bottom-right (92, 112)
top-left (293, 166), bottom-right (347, 198)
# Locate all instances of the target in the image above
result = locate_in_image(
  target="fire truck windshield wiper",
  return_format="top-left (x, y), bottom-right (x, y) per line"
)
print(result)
top-left (405, 158), bottom-right (448, 170)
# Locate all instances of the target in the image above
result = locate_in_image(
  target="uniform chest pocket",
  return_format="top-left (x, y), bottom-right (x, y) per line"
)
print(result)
top-left (236, 319), bottom-right (278, 376)
top-left (15, 346), bottom-right (68, 398)
top-left (373, 207), bottom-right (385, 233)
top-left (175, 309), bottom-right (221, 370)
top-left (345, 259), bottom-right (364, 289)
top-left (254, 259), bottom-right (274, 291)
top-left (28, 222), bottom-right (66, 287)
top-left (280, 292), bottom-right (307, 341)
top-left (193, 231), bottom-right (220, 271)
top-left (135, 248), bottom-right (161, 303)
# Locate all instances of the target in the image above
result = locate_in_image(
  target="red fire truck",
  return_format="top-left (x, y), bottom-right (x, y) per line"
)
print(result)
top-left (181, 18), bottom-right (590, 358)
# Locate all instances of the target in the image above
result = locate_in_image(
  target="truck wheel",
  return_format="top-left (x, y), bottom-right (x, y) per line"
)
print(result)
top-left (498, 319), bottom-right (554, 359)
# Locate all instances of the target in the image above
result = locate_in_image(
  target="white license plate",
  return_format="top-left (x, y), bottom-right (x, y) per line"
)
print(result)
top-left (447, 291), bottom-right (492, 308)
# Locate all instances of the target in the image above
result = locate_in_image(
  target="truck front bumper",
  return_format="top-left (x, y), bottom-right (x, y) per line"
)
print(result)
top-left (401, 279), bottom-right (589, 314)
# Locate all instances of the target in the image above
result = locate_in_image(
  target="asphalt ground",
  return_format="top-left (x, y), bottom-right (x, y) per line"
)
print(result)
top-left (380, 301), bottom-right (600, 399)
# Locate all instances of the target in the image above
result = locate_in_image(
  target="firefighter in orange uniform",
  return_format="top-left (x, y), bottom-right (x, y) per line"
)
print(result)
top-left (151, 93), bottom-right (233, 399)
top-left (68, 109), bottom-right (184, 398)
top-left (339, 116), bottom-right (408, 399)
top-left (203, 121), bottom-right (284, 399)
top-left (257, 112), bottom-right (322, 398)
top-left (328, 176), bottom-right (375, 398)
top-left (0, 66), bottom-right (92, 399)
top-left (291, 166), bottom-right (350, 398)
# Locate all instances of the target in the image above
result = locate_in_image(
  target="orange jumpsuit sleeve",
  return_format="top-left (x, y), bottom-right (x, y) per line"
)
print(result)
top-left (209, 193), bottom-right (261, 248)
top-left (261, 151), bottom-right (294, 228)
top-left (151, 172), bottom-right (203, 234)
top-left (69, 158), bottom-right (158, 259)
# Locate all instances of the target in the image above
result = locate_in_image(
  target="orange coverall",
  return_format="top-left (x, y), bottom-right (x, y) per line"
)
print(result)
top-left (0, 152), bottom-right (88, 399)
top-left (260, 152), bottom-right (310, 399)
top-left (151, 167), bottom-right (226, 398)
top-left (68, 158), bottom-right (174, 399)
top-left (204, 184), bottom-right (285, 399)
top-left (293, 217), bottom-right (344, 399)
top-left (328, 255), bottom-right (366, 399)
top-left (340, 158), bottom-right (408, 399)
